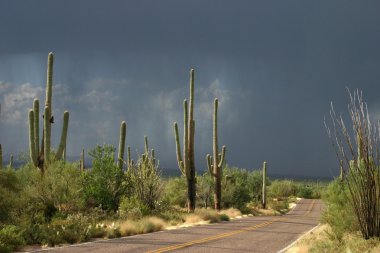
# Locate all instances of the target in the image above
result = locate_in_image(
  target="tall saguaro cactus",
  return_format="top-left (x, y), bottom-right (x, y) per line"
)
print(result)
top-left (174, 69), bottom-right (196, 212)
top-left (206, 98), bottom-right (226, 211)
top-left (262, 161), bottom-right (267, 209)
top-left (117, 121), bottom-right (127, 170)
top-left (28, 52), bottom-right (70, 172)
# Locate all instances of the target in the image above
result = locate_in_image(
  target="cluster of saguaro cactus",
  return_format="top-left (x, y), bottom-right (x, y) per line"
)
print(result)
top-left (174, 69), bottom-right (197, 212)
top-left (117, 121), bottom-right (127, 170)
top-left (206, 98), bottom-right (226, 211)
top-left (28, 53), bottom-right (70, 172)
top-left (262, 161), bottom-right (267, 209)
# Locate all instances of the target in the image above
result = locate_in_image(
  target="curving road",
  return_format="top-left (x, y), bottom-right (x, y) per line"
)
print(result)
top-left (30, 199), bottom-right (323, 253)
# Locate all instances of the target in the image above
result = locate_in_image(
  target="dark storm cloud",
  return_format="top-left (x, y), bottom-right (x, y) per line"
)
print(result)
top-left (1, 0), bottom-right (380, 177)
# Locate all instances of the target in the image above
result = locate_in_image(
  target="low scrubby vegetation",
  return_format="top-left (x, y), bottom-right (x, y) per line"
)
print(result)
top-left (0, 152), bottom-right (325, 252)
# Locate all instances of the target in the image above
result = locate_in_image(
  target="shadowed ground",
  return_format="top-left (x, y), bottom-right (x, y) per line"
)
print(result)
top-left (28, 199), bottom-right (323, 253)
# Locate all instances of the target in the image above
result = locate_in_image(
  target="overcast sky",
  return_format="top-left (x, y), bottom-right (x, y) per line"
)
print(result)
top-left (1, 0), bottom-right (380, 178)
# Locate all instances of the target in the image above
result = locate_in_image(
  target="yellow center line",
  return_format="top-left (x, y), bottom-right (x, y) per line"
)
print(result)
top-left (147, 200), bottom-right (316, 253)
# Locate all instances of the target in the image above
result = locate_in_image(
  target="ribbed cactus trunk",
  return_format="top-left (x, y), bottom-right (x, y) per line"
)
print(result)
top-left (43, 53), bottom-right (54, 167)
top-left (117, 121), bottom-right (127, 170)
top-left (28, 110), bottom-right (37, 166)
top-left (78, 148), bottom-right (84, 171)
top-left (55, 111), bottom-right (69, 160)
top-left (206, 98), bottom-right (226, 211)
top-left (262, 161), bottom-right (267, 209)
top-left (173, 69), bottom-right (196, 212)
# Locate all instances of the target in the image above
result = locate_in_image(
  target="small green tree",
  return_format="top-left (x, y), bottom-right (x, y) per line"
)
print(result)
top-left (83, 144), bottom-right (125, 211)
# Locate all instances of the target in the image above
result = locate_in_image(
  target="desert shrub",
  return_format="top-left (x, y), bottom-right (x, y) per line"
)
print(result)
top-left (322, 179), bottom-right (358, 241)
top-left (83, 144), bottom-right (125, 211)
top-left (219, 214), bottom-right (230, 221)
top-left (0, 168), bottom-right (21, 224)
top-left (297, 184), bottom-right (313, 198)
top-left (0, 225), bottom-right (25, 253)
top-left (119, 196), bottom-right (150, 219)
top-left (196, 172), bottom-right (213, 208)
top-left (162, 177), bottom-right (187, 207)
top-left (268, 180), bottom-right (298, 199)
top-left (222, 167), bottom-right (251, 211)
top-left (193, 209), bottom-right (220, 223)
top-left (247, 170), bottom-right (265, 202)
top-left (126, 150), bottom-right (163, 210)
top-left (15, 160), bottom-right (84, 225)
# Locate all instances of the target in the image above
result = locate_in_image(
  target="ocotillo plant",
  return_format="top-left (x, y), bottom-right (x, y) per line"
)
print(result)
top-left (173, 69), bottom-right (196, 212)
top-left (28, 53), bottom-right (70, 171)
top-left (262, 161), bottom-right (267, 209)
top-left (339, 160), bottom-right (344, 181)
top-left (206, 98), bottom-right (226, 211)
top-left (117, 121), bottom-right (127, 170)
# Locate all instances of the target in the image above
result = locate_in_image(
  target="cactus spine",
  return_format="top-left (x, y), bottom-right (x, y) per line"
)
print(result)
top-left (173, 69), bottom-right (196, 212)
top-left (27, 52), bottom-right (70, 172)
top-left (206, 98), bottom-right (226, 211)
top-left (117, 121), bottom-right (127, 170)
top-left (262, 161), bottom-right (267, 209)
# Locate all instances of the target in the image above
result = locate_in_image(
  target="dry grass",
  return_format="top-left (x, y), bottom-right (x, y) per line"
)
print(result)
top-left (285, 224), bottom-right (380, 253)
top-left (220, 208), bottom-right (242, 219)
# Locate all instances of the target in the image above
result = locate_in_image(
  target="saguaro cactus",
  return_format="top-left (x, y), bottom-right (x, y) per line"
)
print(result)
top-left (28, 52), bottom-right (70, 172)
top-left (262, 161), bottom-right (267, 209)
top-left (80, 148), bottom-right (85, 171)
top-left (206, 98), bottom-right (226, 211)
top-left (173, 69), bottom-right (196, 212)
top-left (117, 121), bottom-right (127, 170)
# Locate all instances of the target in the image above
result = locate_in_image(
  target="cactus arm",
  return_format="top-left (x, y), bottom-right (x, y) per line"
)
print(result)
top-left (9, 155), bottom-right (13, 168)
top-left (28, 110), bottom-right (37, 166)
top-left (33, 99), bottom-right (40, 156)
top-left (117, 121), bottom-right (127, 170)
top-left (206, 154), bottom-right (215, 176)
top-left (127, 145), bottom-right (131, 166)
top-left (144, 136), bottom-right (149, 154)
top-left (45, 53), bottom-right (53, 111)
top-left (151, 149), bottom-right (156, 166)
top-left (55, 111), bottom-right (69, 160)
top-left (174, 122), bottom-right (184, 173)
top-left (218, 146), bottom-right (226, 168)
top-left (43, 106), bottom-right (51, 166)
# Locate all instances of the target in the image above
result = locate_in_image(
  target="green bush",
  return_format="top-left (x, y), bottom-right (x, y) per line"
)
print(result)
top-left (83, 145), bottom-right (126, 211)
top-left (268, 180), bottom-right (298, 199)
top-left (0, 225), bottom-right (25, 253)
top-left (162, 177), bottom-right (187, 207)
top-left (126, 151), bottom-right (163, 210)
top-left (119, 196), bottom-right (150, 219)
top-left (0, 168), bottom-right (21, 224)
top-left (322, 179), bottom-right (359, 241)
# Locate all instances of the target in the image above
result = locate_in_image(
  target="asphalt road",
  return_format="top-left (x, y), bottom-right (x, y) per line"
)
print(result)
top-left (30, 199), bottom-right (323, 253)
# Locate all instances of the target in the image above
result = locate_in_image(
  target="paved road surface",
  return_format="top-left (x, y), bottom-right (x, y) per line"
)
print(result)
top-left (30, 199), bottom-right (323, 253)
